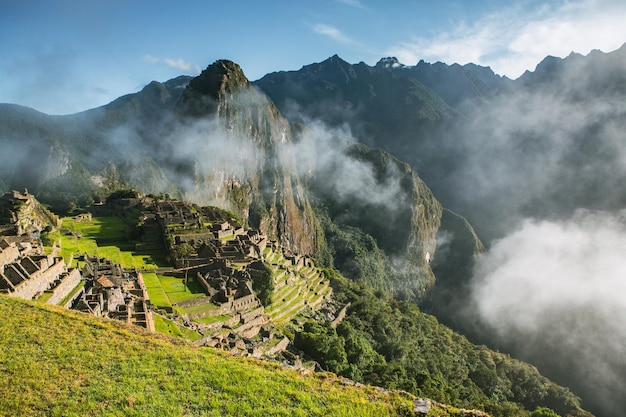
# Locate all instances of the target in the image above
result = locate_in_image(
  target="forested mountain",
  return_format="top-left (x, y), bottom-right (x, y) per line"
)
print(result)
top-left (256, 44), bottom-right (626, 242)
top-left (2, 45), bottom-right (625, 416)
top-left (256, 44), bottom-right (626, 417)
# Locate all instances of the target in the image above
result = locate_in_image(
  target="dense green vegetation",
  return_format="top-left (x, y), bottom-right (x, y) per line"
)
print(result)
top-left (248, 260), bottom-right (274, 306)
top-left (294, 272), bottom-right (590, 417)
top-left (306, 141), bottom-right (441, 302)
top-left (425, 208), bottom-right (485, 331)
top-left (0, 296), bottom-right (443, 417)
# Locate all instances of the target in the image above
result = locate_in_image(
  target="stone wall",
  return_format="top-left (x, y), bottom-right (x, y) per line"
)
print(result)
top-left (0, 243), bottom-right (20, 268)
top-left (230, 293), bottom-right (259, 313)
top-left (175, 295), bottom-right (212, 309)
top-left (45, 268), bottom-right (81, 305)
top-left (263, 337), bottom-right (290, 357)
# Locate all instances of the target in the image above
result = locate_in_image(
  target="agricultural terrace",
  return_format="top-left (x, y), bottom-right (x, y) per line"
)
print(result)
top-left (44, 215), bottom-right (205, 338)
top-left (46, 216), bottom-right (165, 270)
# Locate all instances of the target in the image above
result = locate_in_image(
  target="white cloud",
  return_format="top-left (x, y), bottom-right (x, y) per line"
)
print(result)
top-left (312, 23), bottom-right (354, 44)
top-left (144, 54), bottom-right (201, 74)
top-left (473, 212), bottom-right (626, 331)
top-left (386, 0), bottom-right (626, 78)
top-left (471, 210), bottom-right (626, 415)
top-left (143, 54), bottom-right (160, 64)
top-left (164, 57), bottom-right (192, 71)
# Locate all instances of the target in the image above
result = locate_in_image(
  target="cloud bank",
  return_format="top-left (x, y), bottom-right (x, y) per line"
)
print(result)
top-left (435, 48), bottom-right (626, 241)
top-left (471, 210), bottom-right (626, 415)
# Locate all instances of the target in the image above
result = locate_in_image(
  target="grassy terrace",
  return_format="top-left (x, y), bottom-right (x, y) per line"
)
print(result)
top-left (44, 216), bottom-right (206, 338)
top-left (46, 216), bottom-right (209, 307)
top-left (153, 314), bottom-right (202, 341)
top-left (263, 249), bottom-right (332, 327)
top-left (47, 216), bottom-right (167, 270)
top-left (0, 296), bottom-right (436, 417)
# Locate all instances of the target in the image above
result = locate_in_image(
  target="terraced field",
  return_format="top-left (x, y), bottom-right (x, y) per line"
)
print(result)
top-left (263, 248), bottom-right (332, 327)
top-left (47, 216), bottom-right (167, 270)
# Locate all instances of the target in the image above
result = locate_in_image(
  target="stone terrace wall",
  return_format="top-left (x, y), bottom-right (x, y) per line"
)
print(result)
top-left (45, 268), bottom-right (81, 305)
top-left (0, 243), bottom-right (20, 267)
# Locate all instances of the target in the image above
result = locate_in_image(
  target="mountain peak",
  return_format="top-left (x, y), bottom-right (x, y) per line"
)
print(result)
top-left (375, 57), bottom-right (404, 69)
top-left (174, 59), bottom-right (253, 118)
top-left (187, 59), bottom-right (250, 100)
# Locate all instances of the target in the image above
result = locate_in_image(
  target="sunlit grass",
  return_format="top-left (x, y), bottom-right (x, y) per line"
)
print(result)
top-left (0, 296), bottom-right (425, 416)
top-left (48, 217), bottom-right (169, 269)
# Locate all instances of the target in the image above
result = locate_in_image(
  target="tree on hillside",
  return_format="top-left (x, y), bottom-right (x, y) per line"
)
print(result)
top-left (531, 407), bottom-right (561, 417)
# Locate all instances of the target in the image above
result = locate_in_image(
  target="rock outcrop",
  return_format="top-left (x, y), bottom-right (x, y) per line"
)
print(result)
top-left (168, 60), bottom-right (323, 256)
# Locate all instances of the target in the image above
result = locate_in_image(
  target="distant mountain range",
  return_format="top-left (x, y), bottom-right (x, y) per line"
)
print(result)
top-left (256, 46), bottom-right (626, 417)
top-left (2, 43), bottom-right (626, 417)
top-left (256, 44), bottom-right (626, 241)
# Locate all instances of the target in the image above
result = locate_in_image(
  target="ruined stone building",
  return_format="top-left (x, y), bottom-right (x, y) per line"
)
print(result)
top-left (74, 254), bottom-right (155, 332)
top-left (0, 239), bottom-right (80, 303)
top-left (0, 189), bottom-right (61, 237)
top-left (196, 261), bottom-right (260, 314)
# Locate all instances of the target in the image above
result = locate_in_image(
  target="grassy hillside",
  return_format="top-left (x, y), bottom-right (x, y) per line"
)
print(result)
top-left (0, 296), bottom-right (480, 417)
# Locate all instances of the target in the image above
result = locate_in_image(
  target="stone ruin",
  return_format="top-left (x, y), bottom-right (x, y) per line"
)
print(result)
top-left (73, 254), bottom-right (155, 332)
top-left (0, 189), bottom-right (61, 238)
top-left (85, 196), bottom-right (330, 363)
top-left (0, 237), bottom-right (80, 305)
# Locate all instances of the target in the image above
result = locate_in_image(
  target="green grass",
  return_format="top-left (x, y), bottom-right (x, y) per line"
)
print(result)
top-left (157, 275), bottom-right (206, 305)
top-left (195, 314), bottom-right (232, 325)
top-left (180, 301), bottom-right (221, 316)
top-left (0, 296), bottom-right (430, 417)
top-left (154, 313), bottom-right (186, 337)
top-left (48, 217), bottom-right (169, 270)
top-left (153, 314), bottom-right (201, 340)
top-left (35, 291), bottom-right (54, 303)
top-left (142, 273), bottom-right (171, 307)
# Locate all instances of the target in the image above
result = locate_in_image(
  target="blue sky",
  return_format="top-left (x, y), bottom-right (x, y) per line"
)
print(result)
top-left (1, 0), bottom-right (625, 114)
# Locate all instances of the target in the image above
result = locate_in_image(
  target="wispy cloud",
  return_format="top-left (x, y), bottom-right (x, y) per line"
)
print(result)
top-left (385, 0), bottom-right (626, 78)
top-left (335, 0), bottom-right (368, 11)
top-left (312, 23), bottom-right (354, 44)
top-left (143, 54), bottom-right (160, 64)
top-left (144, 54), bottom-right (201, 74)
top-left (163, 58), bottom-right (194, 71)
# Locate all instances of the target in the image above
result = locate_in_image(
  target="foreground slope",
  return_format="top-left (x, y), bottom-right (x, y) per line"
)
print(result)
top-left (0, 296), bottom-right (479, 417)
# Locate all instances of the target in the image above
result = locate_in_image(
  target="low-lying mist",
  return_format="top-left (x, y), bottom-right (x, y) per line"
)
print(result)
top-left (471, 210), bottom-right (626, 416)
top-left (292, 120), bottom-right (409, 214)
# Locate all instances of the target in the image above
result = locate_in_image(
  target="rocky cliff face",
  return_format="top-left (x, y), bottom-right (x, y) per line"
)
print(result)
top-left (302, 135), bottom-right (443, 299)
top-left (168, 60), bottom-right (323, 255)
